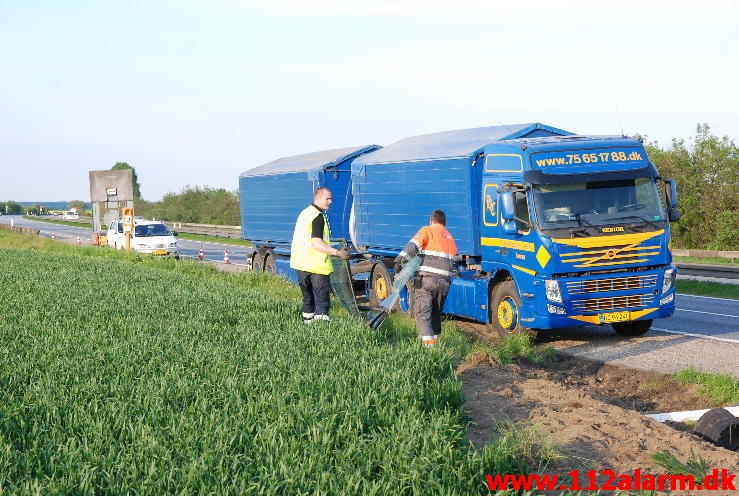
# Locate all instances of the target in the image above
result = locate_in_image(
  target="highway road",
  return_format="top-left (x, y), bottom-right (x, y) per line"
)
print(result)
top-left (3, 214), bottom-right (737, 377)
top-left (0, 215), bottom-right (255, 265)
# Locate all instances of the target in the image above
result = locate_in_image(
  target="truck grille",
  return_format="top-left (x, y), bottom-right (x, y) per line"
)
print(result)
top-left (559, 244), bottom-right (660, 268)
top-left (571, 294), bottom-right (653, 313)
top-left (566, 275), bottom-right (658, 295)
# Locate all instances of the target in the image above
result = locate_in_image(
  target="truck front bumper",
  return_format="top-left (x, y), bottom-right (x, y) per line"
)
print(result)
top-left (523, 266), bottom-right (677, 330)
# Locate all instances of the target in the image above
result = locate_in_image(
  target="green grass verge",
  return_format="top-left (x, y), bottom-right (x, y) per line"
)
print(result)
top-left (676, 279), bottom-right (739, 299)
top-left (673, 367), bottom-right (739, 406)
top-left (1, 229), bottom-right (555, 494)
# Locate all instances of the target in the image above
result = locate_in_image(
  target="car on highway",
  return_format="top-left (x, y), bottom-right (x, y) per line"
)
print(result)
top-left (62, 210), bottom-right (80, 220)
top-left (107, 219), bottom-right (179, 258)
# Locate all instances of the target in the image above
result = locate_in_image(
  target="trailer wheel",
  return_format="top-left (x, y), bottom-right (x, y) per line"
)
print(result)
top-left (612, 319), bottom-right (652, 336)
top-left (264, 251), bottom-right (276, 274)
top-left (370, 262), bottom-right (393, 309)
top-left (252, 250), bottom-right (266, 271)
top-left (487, 278), bottom-right (533, 339)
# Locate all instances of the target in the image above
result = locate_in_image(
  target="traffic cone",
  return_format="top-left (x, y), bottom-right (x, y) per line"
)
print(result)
top-left (198, 246), bottom-right (205, 260)
top-left (223, 250), bottom-right (230, 264)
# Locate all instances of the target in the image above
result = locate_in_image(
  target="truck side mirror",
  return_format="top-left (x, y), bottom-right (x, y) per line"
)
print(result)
top-left (500, 191), bottom-right (515, 221)
top-left (500, 191), bottom-right (519, 235)
top-left (502, 220), bottom-right (518, 235)
top-left (664, 178), bottom-right (680, 222)
top-left (664, 178), bottom-right (678, 209)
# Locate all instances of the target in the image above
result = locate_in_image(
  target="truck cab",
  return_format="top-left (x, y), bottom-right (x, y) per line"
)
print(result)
top-left (477, 135), bottom-right (679, 336)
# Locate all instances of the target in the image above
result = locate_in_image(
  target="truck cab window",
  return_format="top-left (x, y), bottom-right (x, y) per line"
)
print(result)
top-left (513, 191), bottom-right (530, 231)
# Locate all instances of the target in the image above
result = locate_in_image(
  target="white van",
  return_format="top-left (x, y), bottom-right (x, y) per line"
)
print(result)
top-left (62, 211), bottom-right (80, 220)
top-left (107, 219), bottom-right (179, 258)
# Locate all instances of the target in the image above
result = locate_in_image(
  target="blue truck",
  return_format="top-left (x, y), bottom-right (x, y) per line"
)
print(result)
top-left (239, 123), bottom-right (680, 337)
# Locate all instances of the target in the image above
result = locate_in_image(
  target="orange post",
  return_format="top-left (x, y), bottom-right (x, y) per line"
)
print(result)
top-left (122, 206), bottom-right (134, 250)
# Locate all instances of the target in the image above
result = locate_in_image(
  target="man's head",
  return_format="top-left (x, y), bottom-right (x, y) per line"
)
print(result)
top-left (313, 187), bottom-right (332, 211)
top-left (430, 209), bottom-right (446, 226)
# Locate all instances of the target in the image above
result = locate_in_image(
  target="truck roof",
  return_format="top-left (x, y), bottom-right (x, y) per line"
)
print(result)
top-left (353, 123), bottom-right (573, 167)
top-left (240, 144), bottom-right (381, 180)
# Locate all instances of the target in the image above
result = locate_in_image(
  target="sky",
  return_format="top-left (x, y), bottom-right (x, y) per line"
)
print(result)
top-left (1, 0), bottom-right (737, 202)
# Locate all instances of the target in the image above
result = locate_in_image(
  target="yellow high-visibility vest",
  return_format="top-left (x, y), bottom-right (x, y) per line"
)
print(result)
top-left (290, 205), bottom-right (333, 275)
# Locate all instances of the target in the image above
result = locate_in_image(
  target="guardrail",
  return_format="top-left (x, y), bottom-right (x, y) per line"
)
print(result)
top-left (168, 222), bottom-right (241, 239)
top-left (0, 223), bottom-right (40, 235)
top-left (673, 249), bottom-right (738, 264)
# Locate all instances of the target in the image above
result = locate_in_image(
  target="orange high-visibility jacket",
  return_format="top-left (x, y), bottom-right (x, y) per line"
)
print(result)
top-left (400, 224), bottom-right (458, 278)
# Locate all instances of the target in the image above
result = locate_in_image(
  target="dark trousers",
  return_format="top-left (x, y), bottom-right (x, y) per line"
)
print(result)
top-left (297, 270), bottom-right (331, 316)
top-left (413, 275), bottom-right (450, 338)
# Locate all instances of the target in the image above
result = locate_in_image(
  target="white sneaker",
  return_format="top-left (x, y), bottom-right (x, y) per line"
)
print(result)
top-left (421, 336), bottom-right (438, 348)
top-left (302, 312), bottom-right (314, 324)
top-left (313, 315), bottom-right (330, 322)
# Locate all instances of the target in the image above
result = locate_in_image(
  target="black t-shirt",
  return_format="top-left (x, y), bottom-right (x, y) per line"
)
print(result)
top-left (311, 204), bottom-right (325, 239)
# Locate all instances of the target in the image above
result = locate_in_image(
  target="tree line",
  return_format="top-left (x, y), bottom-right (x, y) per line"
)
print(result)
top-left (645, 124), bottom-right (738, 250)
top-left (135, 187), bottom-right (240, 226)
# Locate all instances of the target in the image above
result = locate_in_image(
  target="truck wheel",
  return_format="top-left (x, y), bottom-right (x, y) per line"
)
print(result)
top-left (264, 251), bottom-right (276, 274)
top-left (487, 278), bottom-right (531, 339)
top-left (612, 319), bottom-right (652, 336)
top-left (252, 250), bottom-right (266, 271)
top-left (369, 262), bottom-right (393, 308)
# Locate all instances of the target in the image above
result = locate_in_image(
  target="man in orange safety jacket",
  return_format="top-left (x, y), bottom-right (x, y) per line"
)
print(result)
top-left (393, 209), bottom-right (457, 347)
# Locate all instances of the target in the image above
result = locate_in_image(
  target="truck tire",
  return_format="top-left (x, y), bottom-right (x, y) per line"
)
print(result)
top-left (369, 262), bottom-right (393, 309)
top-left (487, 278), bottom-right (532, 339)
top-left (264, 251), bottom-right (276, 274)
top-left (252, 250), bottom-right (266, 271)
top-left (612, 319), bottom-right (652, 336)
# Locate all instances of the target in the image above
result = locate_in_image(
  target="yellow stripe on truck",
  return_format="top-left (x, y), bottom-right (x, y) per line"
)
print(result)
top-left (480, 237), bottom-right (535, 252)
top-left (551, 230), bottom-right (664, 248)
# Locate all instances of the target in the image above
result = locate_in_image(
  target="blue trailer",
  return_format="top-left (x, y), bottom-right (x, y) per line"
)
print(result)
top-left (239, 123), bottom-right (680, 337)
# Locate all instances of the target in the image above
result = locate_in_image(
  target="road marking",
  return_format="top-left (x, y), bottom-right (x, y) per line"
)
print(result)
top-left (677, 293), bottom-right (739, 302)
top-left (676, 308), bottom-right (739, 318)
top-left (652, 327), bottom-right (739, 344)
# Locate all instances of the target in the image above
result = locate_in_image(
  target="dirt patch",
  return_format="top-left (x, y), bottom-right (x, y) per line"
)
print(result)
top-left (522, 356), bottom-right (713, 413)
top-left (461, 361), bottom-right (739, 490)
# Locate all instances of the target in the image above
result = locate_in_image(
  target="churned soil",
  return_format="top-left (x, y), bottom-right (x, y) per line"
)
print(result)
top-left (459, 357), bottom-right (739, 491)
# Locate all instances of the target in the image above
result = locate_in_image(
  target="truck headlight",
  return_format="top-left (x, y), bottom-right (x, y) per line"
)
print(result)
top-left (545, 279), bottom-right (562, 303)
top-left (662, 268), bottom-right (675, 294)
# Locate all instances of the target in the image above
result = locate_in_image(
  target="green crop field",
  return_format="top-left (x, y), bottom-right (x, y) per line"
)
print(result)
top-left (0, 231), bottom-right (526, 495)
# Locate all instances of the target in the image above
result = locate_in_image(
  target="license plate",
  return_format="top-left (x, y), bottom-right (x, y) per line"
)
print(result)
top-left (600, 311), bottom-right (630, 323)
top-left (153, 250), bottom-right (167, 255)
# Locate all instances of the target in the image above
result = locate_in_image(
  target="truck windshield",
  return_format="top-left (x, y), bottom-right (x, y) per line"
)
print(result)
top-left (532, 178), bottom-right (666, 230)
top-left (134, 224), bottom-right (172, 237)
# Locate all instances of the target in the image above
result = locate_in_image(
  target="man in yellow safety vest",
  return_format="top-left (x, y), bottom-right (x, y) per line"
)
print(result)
top-left (290, 187), bottom-right (350, 323)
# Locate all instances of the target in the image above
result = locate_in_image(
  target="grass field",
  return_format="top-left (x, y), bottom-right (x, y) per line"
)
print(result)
top-left (676, 280), bottom-right (739, 300)
top-left (0, 230), bottom-right (545, 494)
